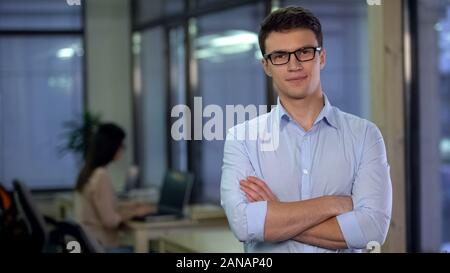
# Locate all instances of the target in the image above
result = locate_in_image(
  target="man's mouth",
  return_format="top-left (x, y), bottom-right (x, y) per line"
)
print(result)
top-left (285, 75), bottom-right (308, 83)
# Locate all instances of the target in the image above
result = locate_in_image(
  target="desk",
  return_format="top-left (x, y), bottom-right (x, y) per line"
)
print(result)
top-left (126, 218), bottom-right (239, 253)
top-left (158, 226), bottom-right (243, 253)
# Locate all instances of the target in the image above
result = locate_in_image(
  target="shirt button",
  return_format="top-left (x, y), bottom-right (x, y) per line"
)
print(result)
top-left (303, 169), bottom-right (309, 175)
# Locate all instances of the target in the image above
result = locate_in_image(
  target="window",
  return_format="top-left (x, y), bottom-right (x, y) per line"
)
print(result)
top-left (0, 0), bottom-right (82, 31)
top-left (168, 26), bottom-right (188, 172)
top-left (133, 0), bottom-right (185, 26)
top-left (191, 3), bottom-right (267, 202)
top-left (416, 0), bottom-right (450, 252)
top-left (134, 27), bottom-right (168, 187)
top-left (133, 1), bottom-right (268, 201)
top-left (435, 4), bottom-right (450, 251)
top-left (0, 0), bottom-right (84, 189)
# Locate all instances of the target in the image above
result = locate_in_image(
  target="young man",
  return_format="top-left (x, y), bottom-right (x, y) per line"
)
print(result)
top-left (220, 7), bottom-right (392, 253)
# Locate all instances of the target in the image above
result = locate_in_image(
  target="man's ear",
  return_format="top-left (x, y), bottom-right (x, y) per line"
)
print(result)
top-left (320, 48), bottom-right (326, 70)
top-left (261, 58), bottom-right (272, 77)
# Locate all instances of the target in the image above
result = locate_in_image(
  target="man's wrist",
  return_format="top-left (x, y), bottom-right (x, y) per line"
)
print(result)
top-left (323, 196), bottom-right (351, 216)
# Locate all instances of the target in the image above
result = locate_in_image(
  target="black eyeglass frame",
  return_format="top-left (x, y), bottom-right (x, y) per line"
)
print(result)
top-left (264, 46), bottom-right (322, 65)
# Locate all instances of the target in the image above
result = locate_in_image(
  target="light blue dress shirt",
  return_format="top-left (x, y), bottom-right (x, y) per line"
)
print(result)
top-left (220, 94), bottom-right (392, 253)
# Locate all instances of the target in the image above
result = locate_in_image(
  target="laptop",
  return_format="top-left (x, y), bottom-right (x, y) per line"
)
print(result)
top-left (132, 170), bottom-right (194, 222)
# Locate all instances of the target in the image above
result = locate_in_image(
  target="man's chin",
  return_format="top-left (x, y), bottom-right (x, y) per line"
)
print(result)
top-left (284, 91), bottom-right (309, 100)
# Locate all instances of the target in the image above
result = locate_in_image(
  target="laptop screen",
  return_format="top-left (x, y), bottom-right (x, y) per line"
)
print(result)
top-left (157, 170), bottom-right (193, 216)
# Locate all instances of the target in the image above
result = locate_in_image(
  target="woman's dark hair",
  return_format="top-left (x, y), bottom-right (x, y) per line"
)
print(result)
top-left (258, 6), bottom-right (323, 55)
top-left (75, 123), bottom-right (126, 192)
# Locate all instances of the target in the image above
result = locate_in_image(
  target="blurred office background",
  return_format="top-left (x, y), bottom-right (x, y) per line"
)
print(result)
top-left (0, 0), bottom-right (449, 252)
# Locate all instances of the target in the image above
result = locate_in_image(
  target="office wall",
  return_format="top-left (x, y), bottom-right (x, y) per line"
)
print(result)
top-left (85, 0), bottom-right (133, 190)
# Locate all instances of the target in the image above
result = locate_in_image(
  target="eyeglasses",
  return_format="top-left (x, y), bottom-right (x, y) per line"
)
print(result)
top-left (264, 46), bottom-right (322, 65)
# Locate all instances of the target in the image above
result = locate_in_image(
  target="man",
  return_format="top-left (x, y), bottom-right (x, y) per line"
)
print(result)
top-left (220, 6), bottom-right (392, 253)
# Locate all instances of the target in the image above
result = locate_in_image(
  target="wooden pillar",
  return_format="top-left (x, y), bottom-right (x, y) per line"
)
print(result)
top-left (368, 0), bottom-right (407, 252)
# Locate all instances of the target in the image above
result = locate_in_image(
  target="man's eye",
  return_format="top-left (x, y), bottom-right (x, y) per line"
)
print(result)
top-left (273, 53), bottom-right (287, 59)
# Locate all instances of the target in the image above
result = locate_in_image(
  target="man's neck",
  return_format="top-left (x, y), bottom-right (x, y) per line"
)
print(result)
top-left (279, 89), bottom-right (325, 132)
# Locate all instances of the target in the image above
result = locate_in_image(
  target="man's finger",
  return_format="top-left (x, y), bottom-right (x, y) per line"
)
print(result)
top-left (246, 194), bottom-right (256, 202)
top-left (241, 180), bottom-right (270, 200)
top-left (240, 184), bottom-right (262, 201)
top-left (240, 180), bottom-right (263, 200)
top-left (247, 176), bottom-right (270, 192)
top-left (243, 180), bottom-right (272, 200)
top-left (247, 176), bottom-right (278, 201)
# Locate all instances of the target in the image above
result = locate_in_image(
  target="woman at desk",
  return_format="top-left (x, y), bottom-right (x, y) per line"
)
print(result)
top-left (74, 123), bottom-right (152, 251)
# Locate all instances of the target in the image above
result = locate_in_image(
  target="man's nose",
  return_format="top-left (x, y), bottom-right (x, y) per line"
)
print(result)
top-left (287, 54), bottom-right (303, 71)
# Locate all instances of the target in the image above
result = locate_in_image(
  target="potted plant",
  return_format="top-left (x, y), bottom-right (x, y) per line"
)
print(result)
top-left (58, 111), bottom-right (102, 163)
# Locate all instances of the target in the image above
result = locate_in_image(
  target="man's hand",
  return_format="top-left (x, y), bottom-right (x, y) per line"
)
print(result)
top-left (240, 176), bottom-right (279, 202)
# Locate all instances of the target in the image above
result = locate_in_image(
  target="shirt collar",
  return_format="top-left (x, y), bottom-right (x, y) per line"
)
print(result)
top-left (277, 96), bottom-right (291, 122)
top-left (276, 93), bottom-right (338, 130)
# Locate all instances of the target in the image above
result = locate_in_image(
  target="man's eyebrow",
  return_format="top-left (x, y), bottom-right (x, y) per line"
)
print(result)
top-left (268, 50), bottom-right (289, 54)
top-left (267, 45), bottom-right (318, 54)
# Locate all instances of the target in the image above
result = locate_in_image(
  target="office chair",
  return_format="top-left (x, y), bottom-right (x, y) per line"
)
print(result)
top-left (12, 180), bottom-right (48, 252)
top-left (12, 180), bottom-right (104, 253)
top-left (0, 182), bottom-right (32, 252)
top-left (46, 218), bottom-right (104, 253)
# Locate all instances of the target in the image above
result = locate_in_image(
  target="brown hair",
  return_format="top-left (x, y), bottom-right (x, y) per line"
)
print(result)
top-left (75, 123), bottom-right (125, 192)
top-left (258, 6), bottom-right (323, 55)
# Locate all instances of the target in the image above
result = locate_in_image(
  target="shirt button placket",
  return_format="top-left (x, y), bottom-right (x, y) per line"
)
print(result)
top-left (302, 134), bottom-right (314, 253)
top-left (300, 133), bottom-right (310, 200)
top-left (300, 133), bottom-right (309, 200)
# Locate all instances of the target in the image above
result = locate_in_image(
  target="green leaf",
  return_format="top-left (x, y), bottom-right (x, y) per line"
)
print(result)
top-left (57, 110), bottom-right (102, 161)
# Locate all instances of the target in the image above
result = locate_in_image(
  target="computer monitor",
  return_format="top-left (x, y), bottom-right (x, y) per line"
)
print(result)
top-left (132, 170), bottom-right (194, 222)
top-left (157, 170), bottom-right (194, 217)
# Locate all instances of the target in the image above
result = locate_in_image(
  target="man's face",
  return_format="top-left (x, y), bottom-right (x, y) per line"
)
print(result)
top-left (262, 28), bottom-right (325, 100)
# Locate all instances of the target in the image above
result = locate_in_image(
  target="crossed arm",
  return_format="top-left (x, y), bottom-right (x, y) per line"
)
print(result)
top-left (240, 177), bottom-right (350, 250)
top-left (221, 124), bottom-right (392, 250)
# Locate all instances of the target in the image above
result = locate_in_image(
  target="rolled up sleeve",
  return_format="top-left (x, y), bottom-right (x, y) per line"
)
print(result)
top-left (337, 123), bottom-right (392, 249)
top-left (220, 129), bottom-right (267, 242)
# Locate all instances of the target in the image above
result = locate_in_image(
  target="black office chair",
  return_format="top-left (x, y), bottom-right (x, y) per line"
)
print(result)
top-left (46, 218), bottom-right (104, 253)
top-left (12, 180), bottom-right (104, 253)
top-left (0, 182), bottom-right (30, 252)
top-left (12, 180), bottom-right (48, 252)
